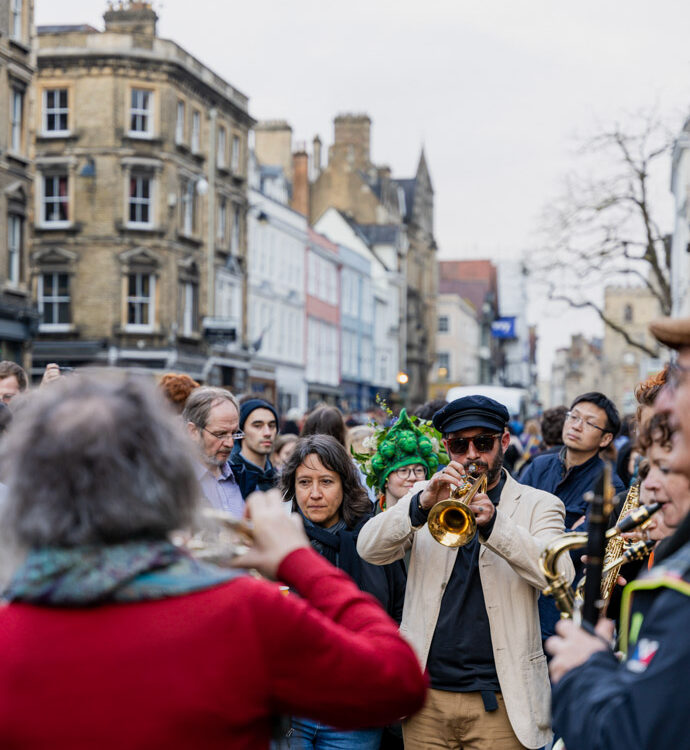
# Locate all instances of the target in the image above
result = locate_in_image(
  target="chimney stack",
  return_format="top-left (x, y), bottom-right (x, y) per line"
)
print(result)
top-left (104, 2), bottom-right (158, 36)
top-left (291, 148), bottom-right (310, 217)
top-left (312, 135), bottom-right (322, 178)
top-left (254, 120), bottom-right (293, 181)
top-left (333, 113), bottom-right (371, 171)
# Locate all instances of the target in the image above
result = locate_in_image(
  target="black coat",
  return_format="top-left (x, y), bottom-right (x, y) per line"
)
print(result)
top-left (552, 514), bottom-right (690, 750)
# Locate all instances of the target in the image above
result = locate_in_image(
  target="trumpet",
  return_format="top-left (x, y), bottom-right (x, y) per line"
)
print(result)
top-left (427, 463), bottom-right (488, 547)
top-left (183, 508), bottom-right (254, 565)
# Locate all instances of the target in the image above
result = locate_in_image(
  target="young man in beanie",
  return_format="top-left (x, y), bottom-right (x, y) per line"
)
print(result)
top-left (544, 318), bottom-right (690, 750)
top-left (357, 395), bottom-right (572, 750)
top-left (229, 398), bottom-right (279, 499)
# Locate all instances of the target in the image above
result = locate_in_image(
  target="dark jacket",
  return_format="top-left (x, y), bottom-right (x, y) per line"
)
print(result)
top-left (303, 513), bottom-right (406, 624)
top-left (551, 517), bottom-right (690, 750)
top-left (519, 448), bottom-right (625, 529)
top-left (228, 445), bottom-right (277, 499)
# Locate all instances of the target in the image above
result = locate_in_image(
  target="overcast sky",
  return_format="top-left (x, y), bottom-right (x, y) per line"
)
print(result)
top-left (35, 1), bottom-right (690, 378)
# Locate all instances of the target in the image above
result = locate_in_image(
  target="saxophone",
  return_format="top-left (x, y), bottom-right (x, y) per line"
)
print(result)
top-left (598, 482), bottom-right (641, 609)
top-left (539, 500), bottom-right (660, 619)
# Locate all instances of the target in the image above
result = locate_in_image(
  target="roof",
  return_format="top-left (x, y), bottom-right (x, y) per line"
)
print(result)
top-left (440, 259), bottom-right (497, 283)
top-left (337, 211), bottom-right (374, 248)
top-left (438, 279), bottom-right (490, 317)
top-left (394, 178), bottom-right (416, 222)
top-left (38, 24), bottom-right (98, 34)
top-left (356, 224), bottom-right (400, 245)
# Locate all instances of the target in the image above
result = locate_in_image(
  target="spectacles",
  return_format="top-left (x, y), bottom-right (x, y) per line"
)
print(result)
top-left (565, 411), bottom-right (607, 433)
top-left (393, 465), bottom-right (427, 480)
top-left (199, 426), bottom-right (245, 442)
top-left (447, 434), bottom-right (501, 454)
top-left (667, 360), bottom-right (690, 390)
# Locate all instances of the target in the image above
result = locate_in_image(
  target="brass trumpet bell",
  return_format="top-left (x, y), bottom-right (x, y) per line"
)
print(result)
top-left (427, 471), bottom-right (487, 547)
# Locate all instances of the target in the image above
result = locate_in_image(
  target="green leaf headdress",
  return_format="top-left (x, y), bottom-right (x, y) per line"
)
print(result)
top-left (352, 408), bottom-right (448, 491)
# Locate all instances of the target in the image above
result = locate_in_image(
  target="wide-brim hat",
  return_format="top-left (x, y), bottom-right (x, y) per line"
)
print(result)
top-left (649, 317), bottom-right (690, 350)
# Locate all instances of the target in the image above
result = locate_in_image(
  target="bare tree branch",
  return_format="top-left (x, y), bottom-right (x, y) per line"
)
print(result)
top-left (548, 293), bottom-right (657, 357)
top-left (531, 111), bottom-right (672, 342)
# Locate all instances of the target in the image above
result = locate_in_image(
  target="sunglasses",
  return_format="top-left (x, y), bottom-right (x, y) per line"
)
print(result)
top-left (446, 433), bottom-right (501, 455)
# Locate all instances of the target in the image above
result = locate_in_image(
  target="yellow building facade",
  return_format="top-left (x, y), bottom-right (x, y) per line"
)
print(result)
top-left (31, 3), bottom-right (255, 386)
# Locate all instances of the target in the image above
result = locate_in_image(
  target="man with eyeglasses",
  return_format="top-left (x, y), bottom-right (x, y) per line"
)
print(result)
top-left (519, 392), bottom-right (625, 531)
top-left (358, 395), bottom-right (572, 750)
top-left (183, 386), bottom-right (245, 517)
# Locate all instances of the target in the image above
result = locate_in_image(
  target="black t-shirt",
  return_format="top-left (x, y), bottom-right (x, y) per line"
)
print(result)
top-left (410, 475), bottom-right (505, 693)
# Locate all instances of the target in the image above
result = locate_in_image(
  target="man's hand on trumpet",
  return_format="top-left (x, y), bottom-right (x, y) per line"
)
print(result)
top-left (230, 489), bottom-right (309, 580)
top-left (419, 460), bottom-right (469, 510)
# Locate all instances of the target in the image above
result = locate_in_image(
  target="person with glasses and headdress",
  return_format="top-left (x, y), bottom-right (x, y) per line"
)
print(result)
top-left (353, 409), bottom-right (442, 513)
top-left (357, 395), bottom-right (573, 750)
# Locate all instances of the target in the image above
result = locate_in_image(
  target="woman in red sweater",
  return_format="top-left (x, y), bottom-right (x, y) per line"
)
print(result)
top-left (0, 374), bottom-right (426, 749)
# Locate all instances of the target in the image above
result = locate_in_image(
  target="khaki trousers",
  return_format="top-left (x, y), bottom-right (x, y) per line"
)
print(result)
top-left (403, 688), bottom-right (526, 750)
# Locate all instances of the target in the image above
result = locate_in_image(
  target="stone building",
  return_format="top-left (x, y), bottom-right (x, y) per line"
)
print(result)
top-left (0, 0), bottom-right (39, 364)
top-left (550, 334), bottom-right (605, 409)
top-left (31, 2), bottom-right (255, 386)
top-left (601, 285), bottom-right (662, 414)
top-left (258, 113), bottom-right (437, 406)
top-left (438, 260), bottom-right (499, 385)
top-left (428, 292), bottom-right (480, 400)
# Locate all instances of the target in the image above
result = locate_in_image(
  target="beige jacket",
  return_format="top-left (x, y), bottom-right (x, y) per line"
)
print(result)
top-left (356, 470), bottom-right (574, 749)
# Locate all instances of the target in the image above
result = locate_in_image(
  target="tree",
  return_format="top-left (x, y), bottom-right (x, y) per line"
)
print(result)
top-left (530, 112), bottom-right (673, 357)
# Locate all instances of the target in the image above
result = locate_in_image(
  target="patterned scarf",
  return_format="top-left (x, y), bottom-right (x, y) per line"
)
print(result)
top-left (4, 539), bottom-right (239, 606)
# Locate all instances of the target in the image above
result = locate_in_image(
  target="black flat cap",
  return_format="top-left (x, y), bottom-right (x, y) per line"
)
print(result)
top-left (432, 395), bottom-right (510, 435)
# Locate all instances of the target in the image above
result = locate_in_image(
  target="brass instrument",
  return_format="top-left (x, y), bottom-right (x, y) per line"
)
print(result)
top-left (575, 538), bottom-right (656, 602)
top-left (539, 502), bottom-right (661, 619)
top-left (599, 482), bottom-right (644, 611)
top-left (183, 508), bottom-right (254, 566)
top-left (428, 463), bottom-right (488, 547)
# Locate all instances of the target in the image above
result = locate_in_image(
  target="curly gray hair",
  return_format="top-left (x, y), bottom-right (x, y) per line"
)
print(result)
top-left (0, 371), bottom-right (199, 550)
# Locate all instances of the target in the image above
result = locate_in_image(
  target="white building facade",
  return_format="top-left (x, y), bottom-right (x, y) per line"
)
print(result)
top-left (247, 162), bottom-right (307, 412)
top-left (314, 208), bottom-right (403, 401)
top-left (432, 293), bottom-right (480, 392)
top-left (670, 121), bottom-right (690, 316)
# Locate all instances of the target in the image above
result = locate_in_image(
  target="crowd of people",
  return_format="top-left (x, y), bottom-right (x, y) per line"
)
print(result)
top-left (0, 308), bottom-right (688, 749)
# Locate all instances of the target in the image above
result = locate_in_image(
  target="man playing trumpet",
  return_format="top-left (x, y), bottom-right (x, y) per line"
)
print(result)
top-left (357, 395), bottom-right (573, 750)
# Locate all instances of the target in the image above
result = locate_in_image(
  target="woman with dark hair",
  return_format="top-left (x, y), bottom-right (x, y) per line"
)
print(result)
top-left (302, 404), bottom-right (377, 504)
top-left (280, 434), bottom-right (407, 750)
top-left (300, 405), bottom-right (347, 446)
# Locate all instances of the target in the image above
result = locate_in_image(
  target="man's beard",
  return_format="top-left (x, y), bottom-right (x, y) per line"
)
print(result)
top-left (463, 445), bottom-right (504, 486)
top-left (198, 436), bottom-right (230, 468)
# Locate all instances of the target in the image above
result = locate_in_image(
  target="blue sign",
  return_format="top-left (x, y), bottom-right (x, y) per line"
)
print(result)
top-left (491, 317), bottom-right (517, 339)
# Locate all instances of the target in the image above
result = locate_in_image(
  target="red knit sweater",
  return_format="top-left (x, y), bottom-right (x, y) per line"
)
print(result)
top-left (0, 548), bottom-right (426, 749)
